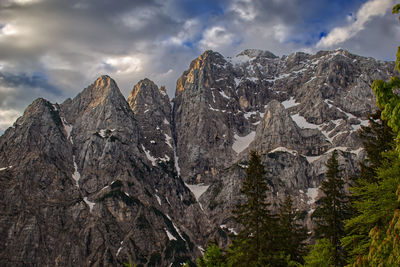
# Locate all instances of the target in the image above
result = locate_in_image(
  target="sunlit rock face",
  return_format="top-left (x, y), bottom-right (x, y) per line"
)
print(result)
top-left (0, 49), bottom-right (395, 265)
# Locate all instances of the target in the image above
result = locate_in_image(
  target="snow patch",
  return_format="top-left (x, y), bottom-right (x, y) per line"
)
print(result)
top-left (307, 188), bottom-right (319, 205)
top-left (99, 128), bottom-right (115, 138)
top-left (141, 145), bottom-right (157, 166)
top-left (185, 183), bottom-right (209, 201)
top-left (232, 131), bottom-right (256, 154)
top-left (116, 247), bottom-right (123, 257)
top-left (266, 73), bottom-right (290, 82)
top-left (174, 148), bottom-right (181, 176)
top-left (198, 246), bottom-right (205, 254)
top-left (83, 197), bottom-right (95, 212)
top-left (269, 147), bottom-right (298, 156)
top-left (291, 114), bottom-right (319, 129)
top-left (0, 166), bottom-right (12, 171)
top-left (165, 229), bottom-right (177, 241)
top-left (155, 194), bottom-right (162, 206)
top-left (326, 146), bottom-right (349, 154)
top-left (208, 104), bottom-right (228, 113)
top-left (244, 111), bottom-right (258, 120)
top-left (159, 155), bottom-right (170, 162)
top-left (281, 97), bottom-right (299, 109)
top-left (351, 147), bottom-right (364, 156)
top-left (163, 118), bottom-right (170, 125)
top-left (352, 119), bottom-right (369, 131)
top-left (164, 134), bottom-right (173, 148)
top-left (220, 224), bottom-right (238, 235)
top-left (172, 222), bottom-right (185, 240)
top-left (231, 54), bottom-right (251, 65)
top-left (234, 77), bottom-right (242, 87)
top-left (72, 156), bottom-right (81, 188)
top-left (305, 155), bottom-right (322, 164)
top-left (219, 90), bottom-right (230, 99)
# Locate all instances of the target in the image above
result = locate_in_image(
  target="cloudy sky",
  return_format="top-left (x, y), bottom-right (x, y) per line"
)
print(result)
top-left (0, 0), bottom-right (399, 133)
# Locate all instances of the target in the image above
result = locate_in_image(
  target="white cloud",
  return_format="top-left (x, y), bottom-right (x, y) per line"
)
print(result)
top-left (199, 26), bottom-right (237, 50)
top-left (0, 108), bottom-right (20, 132)
top-left (118, 8), bottom-right (157, 30)
top-left (0, 24), bottom-right (18, 36)
top-left (317, 0), bottom-right (395, 48)
top-left (1, 0), bottom-right (41, 6)
top-left (162, 19), bottom-right (202, 47)
top-left (273, 24), bottom-right (290, 43)
top-left (104, 55), bottom-right (142, 74)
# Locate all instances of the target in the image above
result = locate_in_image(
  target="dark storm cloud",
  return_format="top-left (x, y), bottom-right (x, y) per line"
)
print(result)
top-left (0, 72), bottom-right (61, 96)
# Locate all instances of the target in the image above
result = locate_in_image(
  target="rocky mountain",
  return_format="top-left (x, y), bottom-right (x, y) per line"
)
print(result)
top-left (0, 76), bottom-right (207, 266)
top-left (0, 49), bottom-right (396, 266)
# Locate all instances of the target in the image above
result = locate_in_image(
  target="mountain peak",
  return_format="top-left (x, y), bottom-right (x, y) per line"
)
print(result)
top-left (128, 78), bottom-right (169, 114)
top-left (237, 49), bottom-right (278, 59)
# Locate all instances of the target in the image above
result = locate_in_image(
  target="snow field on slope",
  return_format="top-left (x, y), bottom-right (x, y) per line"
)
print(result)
top-left (232, 131), bottom-right (256, 154)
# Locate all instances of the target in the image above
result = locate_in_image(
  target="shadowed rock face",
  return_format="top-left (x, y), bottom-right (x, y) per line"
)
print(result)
top-left (127, 78), bottom-right (174, 167)
top-left (0, 75), bottom-right (206, 267)
top-left (0, 49), bottom-right (397, 265)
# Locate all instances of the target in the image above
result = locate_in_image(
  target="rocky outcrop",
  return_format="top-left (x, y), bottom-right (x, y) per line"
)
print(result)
top-left (173, 51), bottom-right (241, 184)
top-left (127, 78), bottom-right (174, 169)
top-left (0, 76), bottom-right (205, 266)
top-left (172, 49), bottom-right (395, 244)
top-left (0, 49), bottom-right (396, 265)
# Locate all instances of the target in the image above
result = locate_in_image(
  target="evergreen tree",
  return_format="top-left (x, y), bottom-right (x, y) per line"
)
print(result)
top-left (348, 5), bottom-right (400, 265)
top-left (312, 150), bottom-right (348, 266)
top-left (341, 111), bottom-right (396, 261)
top-left (228, 151), bottom-right (280, 266)
top-left (303, 238), bottom-right (334, 267)
top-left (197, 243), bottom-right (227, 267)
top-left (362, 185), bottom-right (400, 266)
top-left (278, 195), bottom-right (309, 264)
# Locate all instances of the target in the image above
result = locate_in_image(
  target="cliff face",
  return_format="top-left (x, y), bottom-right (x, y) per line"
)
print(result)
top-left (0, 76), bottom-right (206, 266)
top-left (172, 49), bottom-right (394, 244)
top-left (0, 49), bottom-right (396, 265)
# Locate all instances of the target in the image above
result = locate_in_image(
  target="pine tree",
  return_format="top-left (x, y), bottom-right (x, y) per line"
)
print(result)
top-left (278, 195), bottom-right (309, 264)
top-left (347, 5), bottom-right (400, 265)
top-left (303, 238), bottom-right (334, 267)
top-left (342, 110), bottom-right (396, 262)
top-left (228, 151), bottom-right (280, 266)
top-left (197, 243), bottom-right (227, 267)
top-left (312, 150), bottom-right (349, 266)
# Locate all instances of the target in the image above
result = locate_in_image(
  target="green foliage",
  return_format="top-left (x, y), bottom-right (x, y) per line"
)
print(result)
top-left (350, 184), bottom-right (400, 266)
top-left (303, 238), bottom-right (334, 267)
top-left (345, 8), bottom-right (400, 263)
top-left (197, 243), bottom-right (227, 267)
top-left (228, 151), bottom-right (281, 266)
top-left (342, 111), bottom-right (396, 261)
top-left (372, 77), bottom-right (400, 140)
top-left (278, 196), bottom-right (309, 264)
top-left (394, 4), bottom-right (400, 19)
top-left (312, 150), bottom-right (349, 266)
